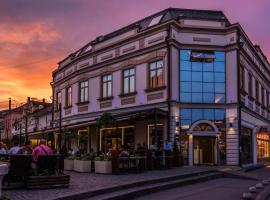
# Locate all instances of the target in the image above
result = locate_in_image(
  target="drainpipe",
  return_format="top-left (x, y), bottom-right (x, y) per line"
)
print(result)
top-left (237, 29), bottom-right (242, 167)
top-left (166, 25), bottom-right (172, 142)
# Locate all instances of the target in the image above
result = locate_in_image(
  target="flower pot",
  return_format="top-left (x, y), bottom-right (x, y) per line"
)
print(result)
top-left (74, 160), bottom-right (91, 173)
top-left (64, 159), bottom-right (74, 171)
top-left (95, 161), bottom-right (112, 174)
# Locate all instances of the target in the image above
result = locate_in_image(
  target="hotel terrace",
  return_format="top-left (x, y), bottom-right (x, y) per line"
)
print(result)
top-left (20, 8), bottom-right (270, 167)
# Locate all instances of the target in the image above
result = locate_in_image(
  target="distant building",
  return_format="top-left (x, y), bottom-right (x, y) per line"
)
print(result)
top-left (3, 97), bottom-right (52, 147)
top-left (41, 8), bottom-right (270, 166)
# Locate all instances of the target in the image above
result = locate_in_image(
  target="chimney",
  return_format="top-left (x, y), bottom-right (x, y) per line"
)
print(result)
top-left (27, 97), bottom-right (31, 103)
top-left (8, 98), bottom-right (11, 111)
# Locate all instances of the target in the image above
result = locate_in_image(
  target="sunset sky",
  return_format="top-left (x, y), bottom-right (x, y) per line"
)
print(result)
top-left (0, 0), bottom-right (269, 110)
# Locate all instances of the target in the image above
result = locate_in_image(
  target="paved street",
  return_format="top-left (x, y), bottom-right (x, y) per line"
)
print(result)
top-left (2, 166), bottom-right (213, 200)
top-left (137, 167), bottom-right (270, 200)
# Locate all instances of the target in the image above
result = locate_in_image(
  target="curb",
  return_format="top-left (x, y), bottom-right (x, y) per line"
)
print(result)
top-left (53, 170), bottom-right (217, 200)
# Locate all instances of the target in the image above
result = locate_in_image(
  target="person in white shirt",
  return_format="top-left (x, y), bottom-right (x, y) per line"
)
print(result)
top-left (0, 142), bottom-right (7, 154)
top-left (9, 142), bottom-right (21, 155)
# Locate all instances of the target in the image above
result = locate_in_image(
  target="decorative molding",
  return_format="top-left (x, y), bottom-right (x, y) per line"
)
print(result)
top-left (139, 38), bottom-right (145, 49)
top-left (78, 105), bottom-right (88, 112)
top-left (147, 92), bottom-right (164, 101)
top-left (148, 36), bottom-right (164, 45)
top-left (122, 45), bottom-right (136, 54)
top-left (100, 101), bottom-right (112, 109)
top-left (193, 37), bottom-right (211, 42)
top-left (65, 108), bottom-right (72, 115)
top-left (121, 97), bottom-right (135, 105)
top-left (101, 53), bottom-right (113, 61)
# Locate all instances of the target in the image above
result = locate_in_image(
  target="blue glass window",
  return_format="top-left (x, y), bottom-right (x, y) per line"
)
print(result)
top-left (192, 93), bottom-right (203, 103)
top-left (203, 72), bottom-right (214, 82)
top-left (181, 71), bottom-right (191, 81)
top-left (203, 83), bottom-right (214, 92)
top-left (192, 72), bottom-right (202, 82)
top-left (181, 61), bottom-right (191, 71)
top-left (203, 93), bottom-right (214, 103)
top-left (180, 82), bottom-right (191, 92)
top-left (181, 109), bottom-right (192, 119)
top-left (180, 49), bottom-right (225, 104)
top-left (192, 62), bottom-right (202, 71)
top-left (192, 109), bottom-right (203, 121)
top-left (180, 108), bottom-right (225, 129)
top-left (192, 82), bottom-right (202, 92)
top-left (215, 52), bottom-right (225, 62)
top-left (180, 50), bottom-right (191, 61)
top-left (181, 93), bottom-right (191, 102)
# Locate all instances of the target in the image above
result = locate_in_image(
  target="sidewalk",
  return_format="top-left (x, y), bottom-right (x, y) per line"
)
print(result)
top-left (3, 166), bottom-right (215, 200)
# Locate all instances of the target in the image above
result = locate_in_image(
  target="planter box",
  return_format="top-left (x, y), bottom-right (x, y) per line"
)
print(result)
top-left (95, 161), bottom-right (112, 174)
top-left (64, 159), bottom-right (74, 171)
top-left (74, 160), bottom-right (91, 173)
top-left (27, 174), bottom-right (70, 189)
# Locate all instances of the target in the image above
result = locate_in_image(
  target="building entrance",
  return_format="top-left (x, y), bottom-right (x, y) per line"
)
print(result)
top-left (193, 136), bottom-right (215, 165)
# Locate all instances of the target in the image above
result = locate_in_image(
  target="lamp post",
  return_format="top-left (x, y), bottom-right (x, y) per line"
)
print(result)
top-left (58, 103), bottom-right (62, 152)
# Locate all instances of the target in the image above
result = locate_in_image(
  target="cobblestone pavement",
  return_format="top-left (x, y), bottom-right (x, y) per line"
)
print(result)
top-left (3, 166), bottom-right (213, 200)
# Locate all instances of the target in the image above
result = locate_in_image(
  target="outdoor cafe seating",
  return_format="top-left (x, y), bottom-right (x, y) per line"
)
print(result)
top-left (0, 154), bottom-right (68, 189)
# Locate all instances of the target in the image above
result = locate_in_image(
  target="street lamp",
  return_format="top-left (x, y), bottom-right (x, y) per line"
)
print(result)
top-left (50, 95), bottom-right (62, 152)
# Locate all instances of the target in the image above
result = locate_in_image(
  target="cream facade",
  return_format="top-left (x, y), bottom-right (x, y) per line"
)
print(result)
top-left (50, 8), bottom-right (270, 166)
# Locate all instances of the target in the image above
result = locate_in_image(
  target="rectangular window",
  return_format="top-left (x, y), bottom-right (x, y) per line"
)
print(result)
top-left (248, 73), bottom-right (253, 96)
top-left (102, 74), bottom-right (112, 98)
top-left (240, 66), bottom-right (245, 90)
top-left (123, 68), bottom-right (135, 94)
top-left (56, 92), bottom-right (62, 110)
top-left (261, 86), bottom-right (265, 106)
top-left (79, 81), bottom-right (89, 103)
top-left (66, 86), bottom-right (72, 107)
top-left (255, 80), bottom-right (259, 102)
top-left (149, 60), bottom-right (164, 89)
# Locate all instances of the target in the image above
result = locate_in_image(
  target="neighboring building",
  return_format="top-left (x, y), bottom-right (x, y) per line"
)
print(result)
top-left (50, 8), bottom-right (270, 166)
top-left (4, 98), bottom-right (53, 147)
top-left (0, 110), bottom-right (8, 140)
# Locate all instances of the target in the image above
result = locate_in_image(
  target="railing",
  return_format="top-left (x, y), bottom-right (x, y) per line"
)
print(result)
top-left (119, 156), bottom-right (146, 173)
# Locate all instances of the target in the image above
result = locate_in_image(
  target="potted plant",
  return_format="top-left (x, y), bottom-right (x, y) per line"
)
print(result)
top-left (74, 155), bottom-right (92, 173)
top-left (94, 155), bottom-right (112, 174)
top-left (64, 155), bottom-right (75, 171)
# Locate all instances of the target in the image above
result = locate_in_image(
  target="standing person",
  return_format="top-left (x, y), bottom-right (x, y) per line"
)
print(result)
top-left (17, 141), bottom-right (33, 155)
top-left (0, 142), bottom-right (7, 154)
top-left (164, 140), bottom-right (172, 152)
top-left (9, 142), bottom-right (21, 155)
top-left (32, 139), bottom-right (53, 161)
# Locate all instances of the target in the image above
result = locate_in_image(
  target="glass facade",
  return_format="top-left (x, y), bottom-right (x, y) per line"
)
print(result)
top-left (180, 50), bottom-right (225, 103)
top-left (180, 108), bottom-right (225, 130)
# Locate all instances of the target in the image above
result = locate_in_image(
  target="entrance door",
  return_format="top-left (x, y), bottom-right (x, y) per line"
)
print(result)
top-left (193, 136), bottom-right (215, 165)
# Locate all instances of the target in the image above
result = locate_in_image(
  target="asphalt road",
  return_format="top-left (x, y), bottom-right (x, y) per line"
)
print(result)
top-left (136, 167), bottom-right (270, 200)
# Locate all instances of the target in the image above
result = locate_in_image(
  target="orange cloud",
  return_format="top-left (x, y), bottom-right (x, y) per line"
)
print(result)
top-left (0, 21), bottom-right (68, 110)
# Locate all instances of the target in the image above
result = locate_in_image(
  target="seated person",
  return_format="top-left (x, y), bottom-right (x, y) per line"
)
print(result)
top-left (32, 139), bottom-right (53, 161)
top-left (17, 141), bottom-right (32, 155)
top-left (9, 142), bottom-right (21, 155)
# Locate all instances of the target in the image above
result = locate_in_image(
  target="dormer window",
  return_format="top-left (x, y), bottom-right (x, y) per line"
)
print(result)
top-left (148, 15), bottom-right (163, 27)
top-left (190, 51), bottom-right (215, 62)
top-left (84, 45), bottom-right (92, 52)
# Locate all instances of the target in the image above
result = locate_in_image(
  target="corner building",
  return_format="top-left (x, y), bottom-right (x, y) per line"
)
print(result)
top-left (51, 8), bottom-right (270, 167)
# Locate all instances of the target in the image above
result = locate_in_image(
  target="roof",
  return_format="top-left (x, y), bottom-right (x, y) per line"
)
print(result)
top-left (59, 8), bottom-right (230, 64)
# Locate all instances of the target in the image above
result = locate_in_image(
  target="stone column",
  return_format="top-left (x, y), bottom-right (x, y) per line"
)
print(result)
top-left (226, 108), bottom-right (239, 165)
top-left (188, 134), bottom-right (193, 166)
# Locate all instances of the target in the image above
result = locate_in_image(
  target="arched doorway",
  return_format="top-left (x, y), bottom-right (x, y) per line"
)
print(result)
top-left (187, 120), bottom-right (220, 166)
